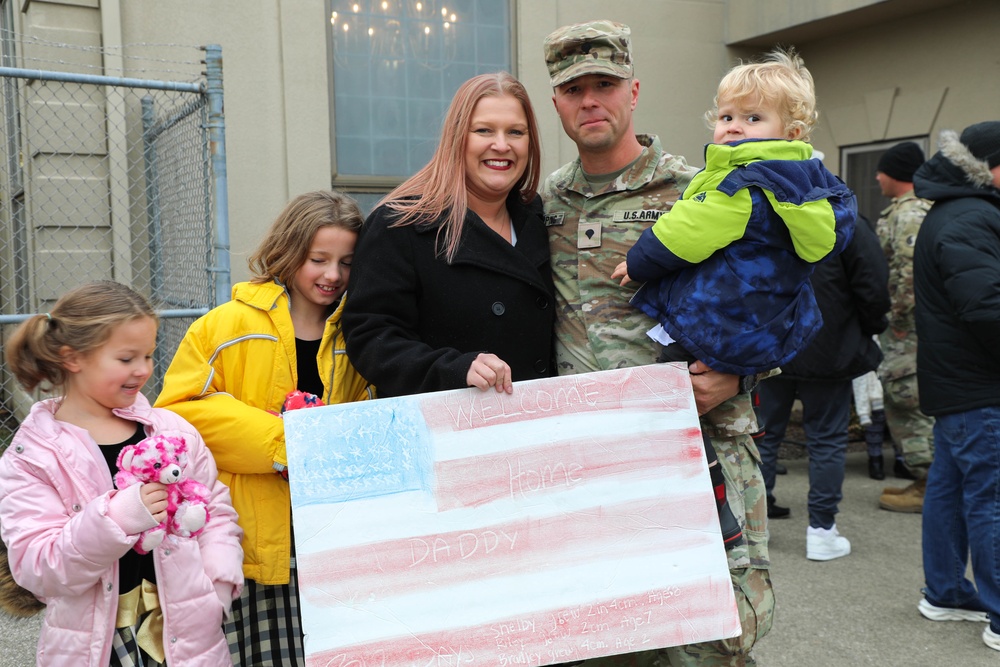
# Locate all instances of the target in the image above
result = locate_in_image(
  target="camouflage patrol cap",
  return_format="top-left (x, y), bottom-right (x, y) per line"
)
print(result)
top-left (543, 20), bottom-right (633, 87)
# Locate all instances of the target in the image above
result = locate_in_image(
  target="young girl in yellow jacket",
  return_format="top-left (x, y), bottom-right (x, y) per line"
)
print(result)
top-left (156, 191), bottom-right (374, 666)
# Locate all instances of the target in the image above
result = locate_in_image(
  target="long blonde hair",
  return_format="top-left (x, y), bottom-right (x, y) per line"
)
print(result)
top-left (380, 72), bottom-right (541, 262)
top-left (247, 190), bottom-right (363, 287)
top-left (6, 281), bottom-right (157, 393)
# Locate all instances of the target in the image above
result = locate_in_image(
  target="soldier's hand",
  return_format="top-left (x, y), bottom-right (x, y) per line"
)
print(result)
top-left (689, 360), bottom-right (739, 415)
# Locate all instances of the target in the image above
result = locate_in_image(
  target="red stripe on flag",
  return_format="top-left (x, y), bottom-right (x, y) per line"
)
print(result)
top-left (298, 494), bottom-right (718, 607)
top-left (304, 576), bottom-right (739, 667)
top-left (434, 429), bottom-right (704, 511)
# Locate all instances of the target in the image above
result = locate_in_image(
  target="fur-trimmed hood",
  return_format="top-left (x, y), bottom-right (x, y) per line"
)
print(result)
top-left (914, 129), bottom-right (1000, 202)
top-left (0, 537), bottom-right (43, 617)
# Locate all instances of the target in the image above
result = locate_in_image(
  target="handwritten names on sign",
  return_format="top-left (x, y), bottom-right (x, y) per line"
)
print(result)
top-left (285, 364), bottom-right (740, 667)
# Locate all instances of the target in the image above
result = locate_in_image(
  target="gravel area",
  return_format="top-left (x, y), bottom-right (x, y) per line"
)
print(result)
top-left (0, 611), bottom-right (41, 666)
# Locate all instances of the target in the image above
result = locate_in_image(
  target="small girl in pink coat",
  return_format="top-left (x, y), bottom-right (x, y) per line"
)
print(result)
top-left (0, 281), bottom-right (243, 667)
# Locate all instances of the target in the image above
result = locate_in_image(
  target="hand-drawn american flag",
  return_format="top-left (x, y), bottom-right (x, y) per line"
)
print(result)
top-left (284, 363), bottom-right (740, 667)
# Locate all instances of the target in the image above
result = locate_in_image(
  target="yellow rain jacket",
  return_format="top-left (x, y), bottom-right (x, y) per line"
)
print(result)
top-left (155, 280), bottom-right (374, 584)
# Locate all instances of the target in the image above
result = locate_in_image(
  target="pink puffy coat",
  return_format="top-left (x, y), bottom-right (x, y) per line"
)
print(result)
top-left (0, 394), bottom-right (244, 666)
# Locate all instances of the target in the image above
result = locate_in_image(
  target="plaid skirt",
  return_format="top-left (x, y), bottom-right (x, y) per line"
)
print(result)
top-left (110, 624), bottom-right (167, 667)
top-left (110, 579), bottom-right (166, 667)
top-left (225, 563), bottom-right (305, 667)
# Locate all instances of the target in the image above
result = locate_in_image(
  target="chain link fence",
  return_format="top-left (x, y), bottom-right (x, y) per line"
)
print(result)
top-left (0, 37), bottom-right (229, 429)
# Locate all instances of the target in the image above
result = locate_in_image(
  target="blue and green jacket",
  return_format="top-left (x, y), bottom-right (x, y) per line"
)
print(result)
top-left (627, 138), bottom-right (856, 375)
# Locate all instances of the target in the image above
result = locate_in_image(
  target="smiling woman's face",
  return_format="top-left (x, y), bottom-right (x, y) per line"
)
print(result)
top-left (464, 94), bottom-right (529, 205)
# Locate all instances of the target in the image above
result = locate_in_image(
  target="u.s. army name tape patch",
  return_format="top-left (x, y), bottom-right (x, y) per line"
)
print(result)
top-left (612, 209), bottom-right (665, 222)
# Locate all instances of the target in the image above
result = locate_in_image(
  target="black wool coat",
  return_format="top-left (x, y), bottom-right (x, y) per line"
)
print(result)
top-left (343, 192), bottom-right (556, 398)
top-left (777, 215), bottom-right (890, 382)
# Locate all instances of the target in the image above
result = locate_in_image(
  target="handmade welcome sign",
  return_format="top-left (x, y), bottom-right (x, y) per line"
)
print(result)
top-left (284, 363), bottom-right (740, 667)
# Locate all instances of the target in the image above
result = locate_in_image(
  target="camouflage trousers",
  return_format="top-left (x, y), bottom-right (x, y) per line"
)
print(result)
top-left (570, 432), bottom-right (775, 666)
top-left (882, 374), bottom-right (935, 478)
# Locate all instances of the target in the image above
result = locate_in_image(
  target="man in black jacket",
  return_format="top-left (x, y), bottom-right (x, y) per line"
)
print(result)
top-left (912, 121), bottom-right (1000, 650)
top-left (757, 214), bottom-right (890, 561)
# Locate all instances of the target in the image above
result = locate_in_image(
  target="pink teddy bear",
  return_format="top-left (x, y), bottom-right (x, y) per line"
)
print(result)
top-left (115, 434), bottom-right (211, 554)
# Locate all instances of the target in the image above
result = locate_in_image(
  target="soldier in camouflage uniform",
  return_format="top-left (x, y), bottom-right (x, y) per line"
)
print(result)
top-left (540, 20), bottom-right (773, 666)
top-left (872, 142), bottom-right (935, 513)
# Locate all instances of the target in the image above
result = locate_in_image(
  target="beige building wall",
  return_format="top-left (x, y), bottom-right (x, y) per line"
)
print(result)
top-left (114, 0), bottom-right (334, 282)
top-left (723, 0), bottom-right (964, 45)
top-left (796, 0), bottom-right (1000, 175)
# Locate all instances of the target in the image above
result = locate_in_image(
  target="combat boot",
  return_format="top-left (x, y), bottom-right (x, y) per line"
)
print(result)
top-left (879, 478), bottom-right (926, 513)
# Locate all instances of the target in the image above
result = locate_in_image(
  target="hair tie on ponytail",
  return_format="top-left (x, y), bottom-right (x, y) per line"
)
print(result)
top-left (45, 312), bottom-right (51, 320)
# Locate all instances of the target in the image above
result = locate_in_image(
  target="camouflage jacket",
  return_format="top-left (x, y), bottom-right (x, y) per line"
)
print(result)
top-left (540, 134), bottom-right (760, 437)
top-left (876, 190), bottom-right (931, 380)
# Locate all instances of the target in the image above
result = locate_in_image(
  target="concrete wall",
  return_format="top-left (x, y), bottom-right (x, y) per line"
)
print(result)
top-left (727, 0), bottom-right (884, 43)
top-left (115, 0), bottom-right (333, 282)
top-left (723, 0), bottom-right (956, 45)
top-left (801, 0), bottom-right (1000, 174)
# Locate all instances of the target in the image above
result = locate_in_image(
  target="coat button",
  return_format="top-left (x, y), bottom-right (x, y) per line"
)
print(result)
top-left (107, 583), bottom-right (113, 591)
top-left (536, 296), bottom-right (549, 309)
top-left (164, 549), bottom-right (171, 556)
top-left (71, 504), bottom-right (81, 512)
top-left (14, 445), bottom-right (23, 453)
top-left (170, 636), bottom-right (177, 644)
top-left (491, 302), bottom-right (505, 316)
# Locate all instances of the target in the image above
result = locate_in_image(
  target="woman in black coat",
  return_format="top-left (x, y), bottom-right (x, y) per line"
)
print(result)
top-left (343, 72), bottom-right (555, 398)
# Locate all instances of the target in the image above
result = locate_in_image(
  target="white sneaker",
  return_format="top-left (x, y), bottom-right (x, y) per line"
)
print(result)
top-left (918, 597), bottom-right (989, 622)
top-left (984, 626), bottom-right (1000, 652)
top-left (806, 524), bottom-right (851, 561)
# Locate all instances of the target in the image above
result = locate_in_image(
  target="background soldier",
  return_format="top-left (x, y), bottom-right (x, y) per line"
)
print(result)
top-left (873, 142), bottom-right (936, 513)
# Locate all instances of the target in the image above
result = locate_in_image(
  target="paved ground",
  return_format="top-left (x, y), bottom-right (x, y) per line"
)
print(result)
top-left (1, 451), bottom-right (995, 666)
top-left (754, 451), bottom-right (993, 667)
top-left (0, 606), bottom-right (38, 667)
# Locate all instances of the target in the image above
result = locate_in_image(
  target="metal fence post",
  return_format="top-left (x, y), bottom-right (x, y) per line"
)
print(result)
top-left (141, 95), bottom-right (163, 299)
top-left (203, 44), bottom-right (230, 308)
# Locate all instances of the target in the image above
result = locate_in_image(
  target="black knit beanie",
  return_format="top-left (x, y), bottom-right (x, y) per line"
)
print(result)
top-left (876, 142), bottom-right (924, 182)
top-left (960, 121), bottom-right (1000, 169)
